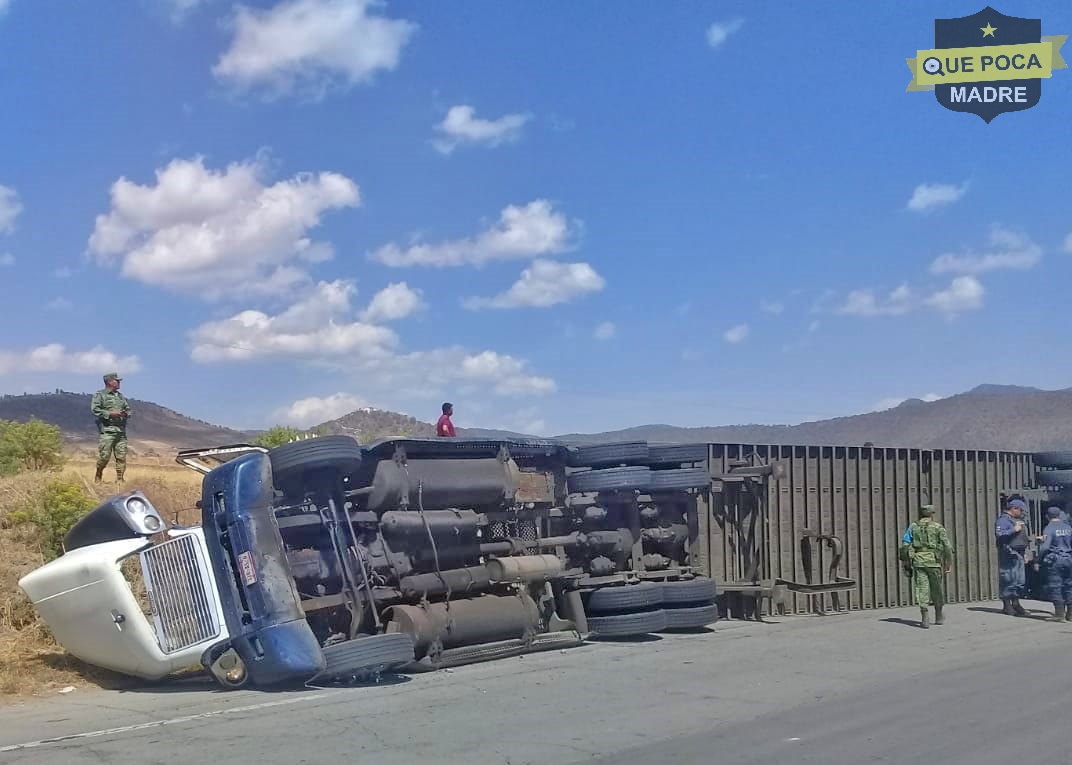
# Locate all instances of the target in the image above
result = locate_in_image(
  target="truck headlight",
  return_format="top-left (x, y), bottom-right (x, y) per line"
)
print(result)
top-left (123, 493), bottom-right (165, 535)
top-left (63, 490), bottom-right (170, 552)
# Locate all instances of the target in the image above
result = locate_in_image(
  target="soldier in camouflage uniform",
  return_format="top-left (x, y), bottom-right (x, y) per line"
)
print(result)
top-left (900, 504), bottom-right (955, 629)
top-left (91, 372), bottom-right (131, 483)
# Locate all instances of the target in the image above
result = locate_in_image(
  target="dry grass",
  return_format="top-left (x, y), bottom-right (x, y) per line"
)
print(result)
top-left (0, 454), bottom-right (204, 701)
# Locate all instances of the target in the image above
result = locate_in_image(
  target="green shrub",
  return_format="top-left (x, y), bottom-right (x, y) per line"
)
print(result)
top-left (254, 425), bottom-right (324, 448)
top-left (0, 420), bottom-right (18, 476)
top-left (5, 477), bottom-right (97, 560)
top-left (0, 418), bottom-right (66, 474)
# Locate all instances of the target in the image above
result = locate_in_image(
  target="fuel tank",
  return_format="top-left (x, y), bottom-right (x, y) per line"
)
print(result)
top-left (386, 592), bottom-right (540, 658)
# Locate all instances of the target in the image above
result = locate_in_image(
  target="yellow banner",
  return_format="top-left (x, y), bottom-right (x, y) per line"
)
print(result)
top-left (907, 36), bottom-right (1067, 90)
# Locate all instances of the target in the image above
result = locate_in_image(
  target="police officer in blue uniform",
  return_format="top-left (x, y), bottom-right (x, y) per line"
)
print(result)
top-left (995, 498), bottom-right (1031, 616)
top-left (1038, 506), bottom-right (1072, 622)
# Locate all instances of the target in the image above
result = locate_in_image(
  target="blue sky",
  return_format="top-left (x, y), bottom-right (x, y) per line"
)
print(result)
top-left (1, 0), bottom-right (1071, 436)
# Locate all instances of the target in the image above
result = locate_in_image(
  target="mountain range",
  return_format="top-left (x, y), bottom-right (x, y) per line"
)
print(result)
top-left (0, 391), bottom-right (249, 456)
top-left (547, 384), bottom-right (1072, 452)
top-left (3, 384), bottom-right (1071, 455)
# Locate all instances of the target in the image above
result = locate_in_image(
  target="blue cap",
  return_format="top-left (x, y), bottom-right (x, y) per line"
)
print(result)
top-left (1008, 499), bottom-right (1027, 511)
top-left (1048, 506), bottom-right (1063, 519)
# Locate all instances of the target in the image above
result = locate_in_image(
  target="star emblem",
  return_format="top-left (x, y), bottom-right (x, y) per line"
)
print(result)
top-left (981, 22), bottom-right (997, 37)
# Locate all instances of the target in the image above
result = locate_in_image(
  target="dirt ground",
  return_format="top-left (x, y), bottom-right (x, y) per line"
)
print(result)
top-left (0, 454), bottom-right (203, 701)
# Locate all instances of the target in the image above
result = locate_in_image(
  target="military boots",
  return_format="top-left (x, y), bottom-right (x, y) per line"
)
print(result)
top-left (94, 466), bottom-right (103, 483)
top-left (1012, 597), bottom-right (1028, 617)
top-left (920, 608), bottom-right (930, 629)
top-left (1002, 598), bottom-right (1015, 615)
top-left (1054, 603), bottom-right (1067, 622)
top-left (934, 604), bottom-right (945, 625)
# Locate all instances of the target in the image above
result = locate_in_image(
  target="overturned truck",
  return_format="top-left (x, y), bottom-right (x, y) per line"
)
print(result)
top-left (18, 436), bottom-right (722, 689)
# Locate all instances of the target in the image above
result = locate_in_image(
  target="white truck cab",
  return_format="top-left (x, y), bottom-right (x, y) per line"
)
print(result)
top-left (18, 497), bottom-right (230, 681)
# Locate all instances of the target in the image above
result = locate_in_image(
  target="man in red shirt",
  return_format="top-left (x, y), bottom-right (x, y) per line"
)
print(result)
top-left (436, 402), bottom-right (456, 437)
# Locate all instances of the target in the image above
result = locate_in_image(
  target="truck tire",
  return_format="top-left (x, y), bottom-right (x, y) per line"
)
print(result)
top-left (649, 467), bottom-right (712, 491)
top-left (567, 466), bottom-right (651, 493)
top-left (586, 582), bottom-right (663, 613)
top-left (643, 444), bottom-right (708, 466)
top-left (1034, 451), bottom-right (1072, 469)
top-left (660, 577), bottom-right (718, 605)
top-left (587, 609), bottom-right (667, 637)
top-left (662, 603), bottom-right (719, 630)
top-left (1038, 469), bottom-right (1072, 486)
top-left (566, 442), bottom-right (649, 468)
top-left (269, 436), bottom-right (363, 487)
top-left (317, 633), bottom-right (415, 681)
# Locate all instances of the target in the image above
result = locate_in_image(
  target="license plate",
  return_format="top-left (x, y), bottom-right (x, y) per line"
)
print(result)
top-left (237, 550), bottom-right (258, 586)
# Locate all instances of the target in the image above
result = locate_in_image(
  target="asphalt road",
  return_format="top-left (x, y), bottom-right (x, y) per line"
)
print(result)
top-left (0, 601), bottom-right (1067, 764)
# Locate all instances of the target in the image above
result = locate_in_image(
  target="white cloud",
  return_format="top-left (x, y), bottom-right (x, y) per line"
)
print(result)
top-left (433, 105), bottom-right (531, 154)
top-left (837, 284), bottom-right (913, 317)
top-left (456, 350), bottom-right (556, 395)
top-left (53, 266), bottom-right (74, 278)
top-left (213, 0), bottom-right (416, 98)
top-left (706, 18), bottom-right (744, 49)
top-left (907, 181), bottom-right (968, 212)
top-left (0, 1), bottom-right (9, 18)
top-left (0, 253), bottom-right (13, 267)
top-left (372, 200), bottom-right (577, 268)
top-left (360, 282), bottom-right (424, 322)
top-left (190, 280), bottom-right (398, 362)
top-left (594, 321), bottom-right (615, 340)
top-left (874, 393), bottom-right (943, 412)
top-left (190, 285), bottom-right (556, 397)
top-left (723, 323), bottom-right (750, 344)
top-left (46, 298), bottom-right (73, 312)
top-left (760, 300), bottom-right (784, 315)
top-left (929, 225), bottom-right (1041, 275)
top-left (464, 259), bottom-right (604, 309)
top-left (356, 346), bottom-right (556, 398)
top-left (926, 275), bottom-right (984, 315)
top-left (275, 392), bottom-right (368, 428)
top-left (0, 344), bottom-right (142, 376)
top-left (836, 277), bottom-right (984, 318)
top-left (88, 155), bottom-right (359, 299)
top-left (0, 184), bottom-right (23, 233)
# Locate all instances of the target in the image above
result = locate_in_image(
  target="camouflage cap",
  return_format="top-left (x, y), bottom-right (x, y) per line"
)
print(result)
top-left (103, 372), bottom-right (122, 382)
top-left (919, 504), bottom-right (936, 517)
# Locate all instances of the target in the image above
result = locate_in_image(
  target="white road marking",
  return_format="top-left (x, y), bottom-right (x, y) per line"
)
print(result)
top-left (0, 693), bottom-right (336, 753)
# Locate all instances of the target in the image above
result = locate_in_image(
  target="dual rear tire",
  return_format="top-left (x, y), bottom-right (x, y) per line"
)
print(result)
top-left (584, 577), bottom-right (720, 636)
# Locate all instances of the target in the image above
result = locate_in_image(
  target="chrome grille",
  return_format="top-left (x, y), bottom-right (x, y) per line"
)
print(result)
top-left (140, 534), bottom-right (221, 653)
